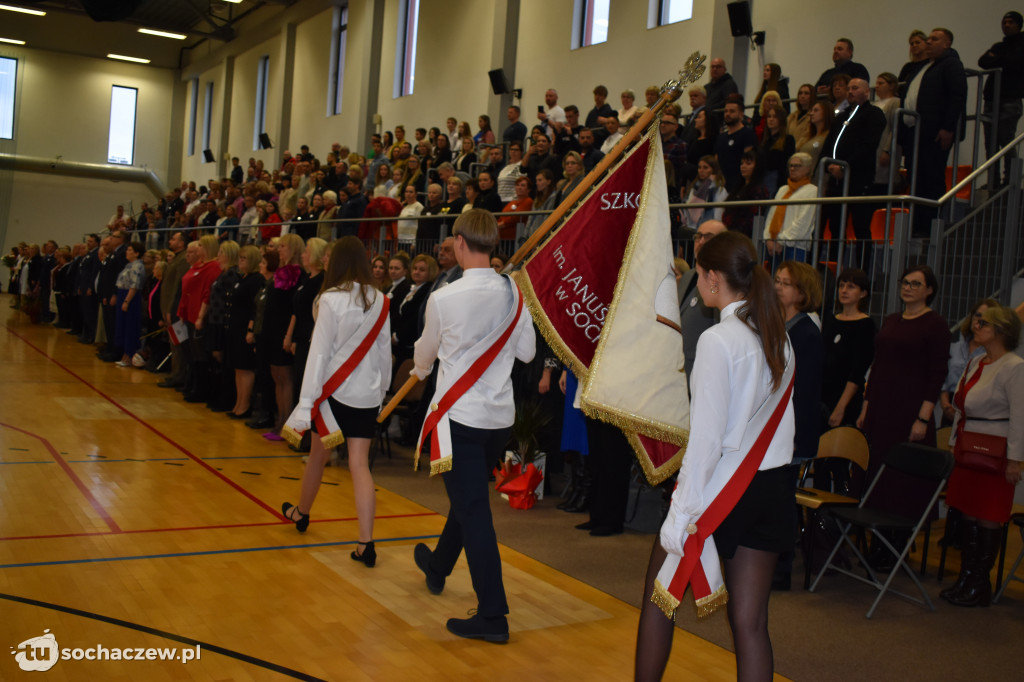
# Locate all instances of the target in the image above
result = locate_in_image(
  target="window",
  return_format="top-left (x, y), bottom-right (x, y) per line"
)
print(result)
top-left (573, 0), bottom-right (610, 49)
top-left (253, 55), bottom-right (269, 150)
top-left (187, 78), bottom-right (198, 156)
top-left (0, 56), bottom-right (15, 139)
top-left (107, 85), bottom-right (137, 165)
top-left (202, 81), bottom-right (213, 152)
top-left (393, 0), bottom-right (419, 97)
top-left (328, 6), bottom-right (348, 115)
top-left (652, 0), bottom-right (693, 27)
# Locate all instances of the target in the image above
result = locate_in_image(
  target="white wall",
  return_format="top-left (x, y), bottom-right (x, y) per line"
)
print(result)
top-left (291, 7), bottom-right (343, 157)
top-left (0, 47), bottom-right (174, 255)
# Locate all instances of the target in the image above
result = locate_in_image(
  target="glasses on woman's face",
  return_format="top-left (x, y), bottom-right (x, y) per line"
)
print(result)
top-left (900, 278), bottom-right (924, 290)
top-left (975, 319), bottom-right (992, 329)
top-left (692, 231), bottom-right (714, 243)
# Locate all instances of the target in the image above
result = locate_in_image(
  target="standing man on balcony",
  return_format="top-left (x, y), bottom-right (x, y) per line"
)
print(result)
top-left (978, 11), bottom-right (1024, 188)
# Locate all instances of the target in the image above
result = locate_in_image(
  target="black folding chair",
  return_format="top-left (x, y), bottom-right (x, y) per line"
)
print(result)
top-left (809, 442), bottom-right (954, 618)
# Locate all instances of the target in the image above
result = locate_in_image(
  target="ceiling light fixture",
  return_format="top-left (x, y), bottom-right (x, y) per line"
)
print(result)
top-left (223, 0), bottom-right (243, 4)
top-left (107, 53), bottom-right (151, 64)
top-left (0, 37), bottom-right (26, 45)
top-left (0, 4), bottom-right (45, 15)
top-left (138, 28), bottom-right (187, 40)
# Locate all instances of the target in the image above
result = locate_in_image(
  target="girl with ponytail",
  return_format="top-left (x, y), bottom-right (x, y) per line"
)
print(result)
top-left (636, 231), bottom-right (795, 681)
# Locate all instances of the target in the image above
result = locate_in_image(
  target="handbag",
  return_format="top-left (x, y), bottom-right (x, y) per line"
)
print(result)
top-left (953, 429), bottom-right (1008, 476)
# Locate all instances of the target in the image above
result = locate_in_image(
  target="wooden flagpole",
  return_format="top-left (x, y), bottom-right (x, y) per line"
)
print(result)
top-left (378, 53), bottom-right (706, 425)
top-left (502, 52), bottom-right (706, 271)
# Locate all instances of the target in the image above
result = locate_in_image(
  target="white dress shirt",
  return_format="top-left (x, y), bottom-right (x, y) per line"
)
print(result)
top-left (414, 268), bottom-right (536, 429)
top-left (600, 131), bottom-right (624, 154)
top-left (671, 300), bottom-right (795, 519)
top-left (398, 202), bottom-right (423, 243)
top-left (297, 286), bottom-right (391, 410)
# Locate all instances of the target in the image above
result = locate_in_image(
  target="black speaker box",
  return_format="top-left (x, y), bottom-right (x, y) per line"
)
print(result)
top-left (258, 133), bottom-right (272, 149)
top-left (488, 68), bottom-right (511, 95)
top-left (727, 1), bottom-right (752, 37)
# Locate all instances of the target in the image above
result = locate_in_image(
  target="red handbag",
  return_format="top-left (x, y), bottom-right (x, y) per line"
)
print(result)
top-left (953, 430), bottom-right (1008, 476)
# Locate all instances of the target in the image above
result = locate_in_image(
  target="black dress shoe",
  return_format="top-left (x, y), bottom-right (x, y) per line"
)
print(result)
top-left (207, 403), bottom-right (231, 413)
top-left (281, 502), bottom-right (310, 532)
top-left (351, 541), bottom-right (376, 567)
top-left (246, 416), bottom-right (274, 429)
top-left (157, 378), bottom-right (182, 388)
top-left (588, 525), bottom-right (623, 537)
top-left (574, 520), bottom-right (594, 531)
top-left (414, 543), bottom-right (445, 594)
top-left (226, 409), bottom-right (252, 420)
top-left (445, 613), bottom-right (509, 643)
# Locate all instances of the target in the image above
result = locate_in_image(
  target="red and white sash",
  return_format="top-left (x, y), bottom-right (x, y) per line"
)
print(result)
top-left (282, 293), bottom-right (390, 450)
top-left (653, 361), bottom-right (795, 619)
top-left (415, 277), bottom-right (524, 476)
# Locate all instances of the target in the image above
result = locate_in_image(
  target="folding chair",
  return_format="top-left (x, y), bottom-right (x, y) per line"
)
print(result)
top-left (796, 427), bottom-right (870, 588)
top-left (994, 514), bottom-right (1024, 604)
top-left (371, 358), bottom-right (426, 469)
top-left (809, 442), bottom-right (954, 618)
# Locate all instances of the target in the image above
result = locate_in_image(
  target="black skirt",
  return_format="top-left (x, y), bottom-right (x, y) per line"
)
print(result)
top-left (713, 465), bottom-right (797, 560)
top-left (325, 397), bottom-right (379, 439)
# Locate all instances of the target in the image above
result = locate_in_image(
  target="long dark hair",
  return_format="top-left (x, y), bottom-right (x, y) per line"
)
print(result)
top-left (696, 231), bottom-right (787, 390)
top-left (322, 236), bottom-right (375, 310)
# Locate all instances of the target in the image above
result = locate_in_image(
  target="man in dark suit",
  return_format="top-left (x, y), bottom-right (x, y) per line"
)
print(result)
top-left (63, 243), bottom-right (84, 334)
top-left (899, 27), bottom-right (967, 236)
top-left (97, 231), bottom-right (128, 361)
top-left (820, 78), bottom-right (886, 268)
top-left (75, 234), bottom-right (102, 344)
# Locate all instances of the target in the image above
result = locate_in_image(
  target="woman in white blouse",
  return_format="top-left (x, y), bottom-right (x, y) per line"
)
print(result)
top-left (763, 152), bottom-right (818, 265)
top-left (281, 237), bottom-right (392, 568)
top-left (636, 232), bottom-right (794, 681)
top-left (943, 305), bottom-right (1024, 607)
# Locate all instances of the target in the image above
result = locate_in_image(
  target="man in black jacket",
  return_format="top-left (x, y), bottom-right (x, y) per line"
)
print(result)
top-left (75, 234), bottom-right (101, 344)
top-left (978, 11), bottom-right (1024, 186)
top-left (821, 78), bottom-right (886, 268)
top-left (899, 28), bottom-right (967, 236)
top-left (97, 231), bottom-right (127, 361)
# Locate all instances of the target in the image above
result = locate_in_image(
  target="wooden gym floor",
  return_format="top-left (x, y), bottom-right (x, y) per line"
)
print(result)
top-left (0, 298), bottom-right (780, 681)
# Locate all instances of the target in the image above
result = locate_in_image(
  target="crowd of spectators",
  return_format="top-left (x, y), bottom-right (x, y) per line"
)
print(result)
top-left (4, 16), bottom-right (1022, 550)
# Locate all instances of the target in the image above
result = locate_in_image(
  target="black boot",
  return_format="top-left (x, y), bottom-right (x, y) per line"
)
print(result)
top-left (947, 526), bottom-right (1001, 607)
top-left (939, 507), bottom-right (963, 548)
top-left (557, 460), bottom-right (582, 510)
top-left (565, 460), bottom-right (592, 514)
top-left (940, 520), bottom-right (977, 600)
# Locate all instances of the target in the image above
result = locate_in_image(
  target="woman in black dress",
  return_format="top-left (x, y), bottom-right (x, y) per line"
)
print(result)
top-left (822, 268), bottom-right (875, 428)
top-left (391, 253), bottom-right (436, 369)
top-left (200, 240), bottom-right (241, 411)
top-left (262, 233), bottom-right (305, 439)
top-left (285, 237), bottom-right (327, 407)
top-left (227, 245), bottom-right (264, 418)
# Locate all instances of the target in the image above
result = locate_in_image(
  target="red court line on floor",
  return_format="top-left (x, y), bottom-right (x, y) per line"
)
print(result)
top-left (0, 511), bottom-right (439, 541)
top-left (3, 325), bottom-right (285, 521)
top-left (0, 422), bottom-right (122, 534)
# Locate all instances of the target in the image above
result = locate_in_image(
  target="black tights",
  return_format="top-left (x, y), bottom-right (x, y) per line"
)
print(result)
top-left (635, 540), bottom-right (779, 682)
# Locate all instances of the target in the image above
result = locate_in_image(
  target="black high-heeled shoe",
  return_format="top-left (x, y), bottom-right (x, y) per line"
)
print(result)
top-left (227, 408), bottom-right (252, 420)
top-left (281, 502), bottom-right (310, 533)
top-left (351, 541), bottom-right (376, 567)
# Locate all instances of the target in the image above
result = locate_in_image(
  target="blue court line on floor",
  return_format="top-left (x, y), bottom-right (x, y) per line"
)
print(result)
top-left (0, 591), bottom-right (327, 681)
top-left (0, 534), bottom-right (442, 569)
top-left (202, 454), bottom-right (305, 459)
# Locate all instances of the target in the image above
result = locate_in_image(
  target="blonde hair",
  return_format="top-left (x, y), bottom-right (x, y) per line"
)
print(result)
top-left (411, 253), bottom-right (439, 281)
top-left (238, 245), bottom-right (262, 275)
top-left (199, 234), bottom-right (219, 260)
top-left (218, 240), bottom-right (240, 268)
top-left (277, 233), bottom-right (304, 264)
top-left (453, 208), bottom-right (499, 253)
top-left (305, 237), bottom-right (328, 271)
top-left (982, 305), bottom-right (1021, 350)
top-left (759, 90), bottom-right (781, 116)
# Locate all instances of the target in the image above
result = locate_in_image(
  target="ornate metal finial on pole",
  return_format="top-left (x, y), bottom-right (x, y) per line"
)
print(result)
top-left (661, 51), bottom-right (707, 102)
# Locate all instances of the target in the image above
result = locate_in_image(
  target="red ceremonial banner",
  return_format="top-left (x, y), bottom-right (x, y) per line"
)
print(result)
top-left (521, 138), bottom-right (651, 373)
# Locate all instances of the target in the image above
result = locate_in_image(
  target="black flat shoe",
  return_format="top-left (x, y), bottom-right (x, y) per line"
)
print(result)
top-left (227, 409), bottom-right (252, 420)
top-left (351, 541), bottom-right (376, 567)
top-left (574, 520), bottom-right (594, 531)
top-left (588, 525), bottom-right (623, 537)
top-left (414, 543), bottom-right (445, 594)
top-left (281, 502), bottom-right (310, 532)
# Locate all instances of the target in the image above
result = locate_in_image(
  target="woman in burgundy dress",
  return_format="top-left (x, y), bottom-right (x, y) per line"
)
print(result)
top-left (857, 265), bottom-right (950, 564)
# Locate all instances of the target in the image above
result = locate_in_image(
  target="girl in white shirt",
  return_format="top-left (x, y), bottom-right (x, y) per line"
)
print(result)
top-left (636, 231), bottom-right (794, 681)
top-left (281, 237), bottom-right (392, 568)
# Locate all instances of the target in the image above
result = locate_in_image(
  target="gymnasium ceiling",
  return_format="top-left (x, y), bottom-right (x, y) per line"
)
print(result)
top-left (0, 1), bottom-right (297, 69)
